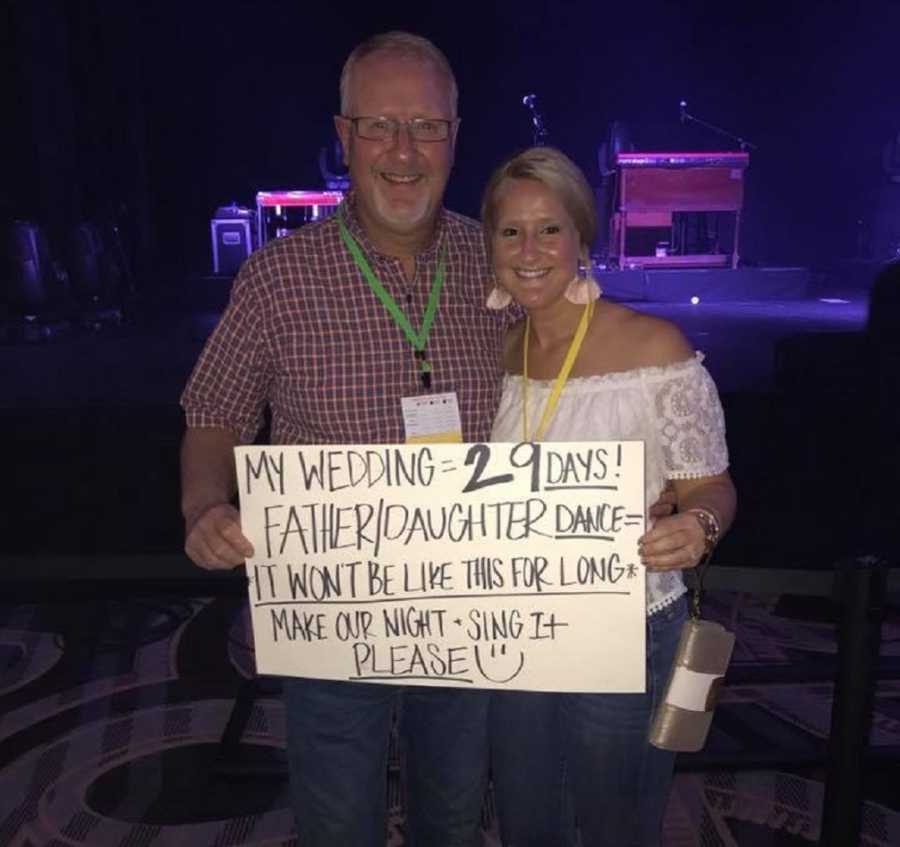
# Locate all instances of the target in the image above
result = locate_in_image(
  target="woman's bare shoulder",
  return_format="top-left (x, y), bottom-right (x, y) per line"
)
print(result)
top-left (595, 302), bottom-right (694, 368)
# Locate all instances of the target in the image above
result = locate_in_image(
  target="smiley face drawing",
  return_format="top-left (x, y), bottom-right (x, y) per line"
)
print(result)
top-left (473, 643), bottom-right (525, 683)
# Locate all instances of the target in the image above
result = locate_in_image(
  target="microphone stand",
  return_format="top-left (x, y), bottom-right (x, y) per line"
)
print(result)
top-left (523, 94), bottom-right (548, 146)
top-left (680, 101), bottom-right (757, 151)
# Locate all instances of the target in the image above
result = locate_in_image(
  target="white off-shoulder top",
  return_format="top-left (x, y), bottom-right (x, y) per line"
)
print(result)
top-left (490, 353), bottom-right (729, 616)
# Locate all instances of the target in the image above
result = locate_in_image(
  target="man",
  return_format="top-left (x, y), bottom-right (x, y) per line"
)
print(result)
top-left (180, 32), bottom-right (507, 847)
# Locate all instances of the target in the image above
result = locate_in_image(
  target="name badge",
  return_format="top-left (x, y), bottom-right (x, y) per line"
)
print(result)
top-left (401, 392), bottom-right (463, 444)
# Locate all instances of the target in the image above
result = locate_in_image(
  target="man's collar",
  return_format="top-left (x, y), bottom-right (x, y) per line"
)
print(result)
top-left (339, 190), bottom-right (447, 263)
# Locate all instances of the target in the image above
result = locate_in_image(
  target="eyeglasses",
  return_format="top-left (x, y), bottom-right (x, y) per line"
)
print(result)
top-left (343, 116), bottom-right (455, 143)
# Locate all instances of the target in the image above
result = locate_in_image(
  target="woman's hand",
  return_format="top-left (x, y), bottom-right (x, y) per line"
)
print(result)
top-left (641, 471), bottom-right (736, 570)
top-left (648, 480), bottom-right (677, 521)
top-left (638, 511), bottom-right (708, 571)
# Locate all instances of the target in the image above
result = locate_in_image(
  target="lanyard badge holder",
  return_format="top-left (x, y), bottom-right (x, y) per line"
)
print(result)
top-left (522, 299), bottom-right (594, 441)
top-left (337, 207), bottom-right (444, 392)
top-left (648, 551), bottom-right (735, 753)
top-left (337, 207), bottom-right (462, 443)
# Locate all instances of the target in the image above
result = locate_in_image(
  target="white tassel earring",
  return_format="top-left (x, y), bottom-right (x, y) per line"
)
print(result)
top-left (486, 285), bottom-right (512, 310)
top-left (565, 261), bottom-right (601, 304)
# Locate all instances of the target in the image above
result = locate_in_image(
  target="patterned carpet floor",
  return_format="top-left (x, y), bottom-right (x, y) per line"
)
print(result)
top-left (1, 590), bottom-right (897, 847)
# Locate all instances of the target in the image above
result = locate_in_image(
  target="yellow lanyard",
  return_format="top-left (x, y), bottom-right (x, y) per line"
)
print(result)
top-left (522, 299), bottom-right (594, 441)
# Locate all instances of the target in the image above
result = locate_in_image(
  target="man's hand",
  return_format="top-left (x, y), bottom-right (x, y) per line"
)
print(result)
top-left (648, 480), bottom-right (677, 521)
top-left (185, 503), bottom-right (254, 570)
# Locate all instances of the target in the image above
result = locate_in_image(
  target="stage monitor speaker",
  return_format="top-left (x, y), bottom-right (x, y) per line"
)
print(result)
top-left (67, 222), bottom-right (104, 300)
top-left (5, 220), bottom-right (57, 313)
top-left (211, 204), bottom-right (255, 276)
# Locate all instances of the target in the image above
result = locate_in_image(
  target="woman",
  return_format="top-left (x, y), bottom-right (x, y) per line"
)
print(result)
top-left (483, 147), bottom-right (737, 847)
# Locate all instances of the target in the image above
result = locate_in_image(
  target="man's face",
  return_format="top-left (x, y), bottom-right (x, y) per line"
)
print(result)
top-left (336, 52), bottom-right (457, 248)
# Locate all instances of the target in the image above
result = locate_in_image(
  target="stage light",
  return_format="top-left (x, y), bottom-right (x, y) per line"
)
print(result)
top-left (690, 296), bottom-right (700, 305)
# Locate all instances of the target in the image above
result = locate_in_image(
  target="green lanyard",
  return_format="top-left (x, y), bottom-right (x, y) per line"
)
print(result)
top-left (337, 206), bottom-right (446, 389)
top-left (522, 299), bottom-right (594, 441)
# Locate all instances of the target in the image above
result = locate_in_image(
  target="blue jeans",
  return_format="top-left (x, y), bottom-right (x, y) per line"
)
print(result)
top-left (401, 686), bottom-right (491, 847)
top-left (562, 596), bottom-right (686, 846)
top-left (491, 596), bottom-right (686, 847)
top-left (489, 690), bottom-right (573, 847)
top-left (282, 677), bottom-right (489, 847)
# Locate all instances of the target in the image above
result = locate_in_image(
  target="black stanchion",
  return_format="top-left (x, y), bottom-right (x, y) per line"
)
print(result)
top-left (819, 555), bottom-right (887, 847)
top-left (213, 675), bottom-right (286, 779)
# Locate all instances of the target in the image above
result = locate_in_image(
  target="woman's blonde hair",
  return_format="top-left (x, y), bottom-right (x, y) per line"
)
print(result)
top-left (481, 146), bottom-right (597, 253)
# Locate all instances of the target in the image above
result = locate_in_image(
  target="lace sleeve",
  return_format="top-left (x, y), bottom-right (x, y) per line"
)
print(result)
top-left (652, 356), bottom-right (729, 479)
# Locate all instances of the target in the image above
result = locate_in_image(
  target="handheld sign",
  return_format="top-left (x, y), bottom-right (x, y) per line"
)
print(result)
top-left (235, 441), bottom-right (646, 692)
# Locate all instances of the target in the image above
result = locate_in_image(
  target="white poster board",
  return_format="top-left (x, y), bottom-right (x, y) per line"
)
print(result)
top-left (235, 441), bottom-right (646, 693)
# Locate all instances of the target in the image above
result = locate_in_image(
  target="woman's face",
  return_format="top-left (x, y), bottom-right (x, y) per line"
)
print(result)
top-left (490, 177), bottom-right (583, 312)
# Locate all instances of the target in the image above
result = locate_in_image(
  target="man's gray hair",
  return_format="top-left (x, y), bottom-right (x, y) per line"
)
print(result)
top-left (339, 31), bottom-right (458, 117)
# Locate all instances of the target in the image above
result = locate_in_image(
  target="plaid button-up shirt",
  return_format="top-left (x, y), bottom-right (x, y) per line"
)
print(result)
top-left (181, 195), bottom-right (512, 445)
